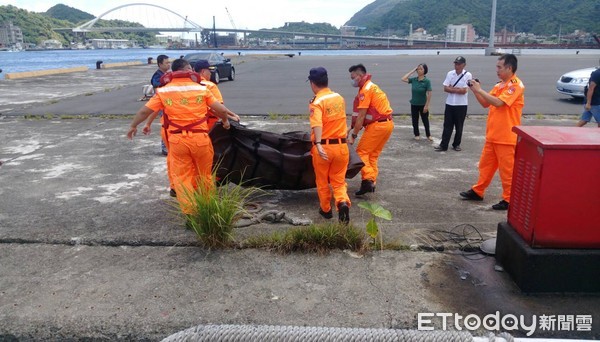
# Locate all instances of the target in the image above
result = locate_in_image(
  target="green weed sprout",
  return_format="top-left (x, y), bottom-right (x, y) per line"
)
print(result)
top-left (358, 201), bottom-right (392, 250)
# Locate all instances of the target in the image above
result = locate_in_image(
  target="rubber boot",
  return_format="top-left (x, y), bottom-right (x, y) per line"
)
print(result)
top-left (355, 180), bottom-right (375, 196)
top-left (337, 202), bottom-right (350, 224)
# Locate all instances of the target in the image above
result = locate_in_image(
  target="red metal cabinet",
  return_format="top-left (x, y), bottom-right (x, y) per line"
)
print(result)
top-left (508, 126), bottom-right (600, 248)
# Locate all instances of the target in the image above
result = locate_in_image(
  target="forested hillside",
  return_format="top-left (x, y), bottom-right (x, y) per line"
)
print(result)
top-left (250, 21), bottom-right (340, 39)
top-left (0, 4), bottom-right (157, 46)
top-left (346, 0), bottom-right (599, 37)
top-left (44, 4), bottom-right (94, 23)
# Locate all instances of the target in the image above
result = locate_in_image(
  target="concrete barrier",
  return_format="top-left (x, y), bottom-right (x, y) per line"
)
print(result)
top-left (101, 61), bottom-right (143, 69)
top-left (5, 66), bottom-right (89, 80)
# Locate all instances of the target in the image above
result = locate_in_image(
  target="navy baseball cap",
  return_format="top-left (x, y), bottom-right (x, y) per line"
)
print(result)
top-left (308, 67), bottom-right (328, 82)
top-left (193, 59), bottom-right (211, 71)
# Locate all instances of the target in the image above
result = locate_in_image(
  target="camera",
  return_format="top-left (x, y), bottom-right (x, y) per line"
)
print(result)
top-left (467, 78), bottom-right (480, 87)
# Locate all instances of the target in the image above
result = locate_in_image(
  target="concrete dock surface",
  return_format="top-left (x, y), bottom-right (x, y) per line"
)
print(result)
top-left (1, 53), bottom-right (597, 116)
top-left (0, 54), bottom-right (598, 340)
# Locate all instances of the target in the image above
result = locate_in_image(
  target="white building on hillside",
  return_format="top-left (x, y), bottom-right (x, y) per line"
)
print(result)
top-left (446, 24), bottom-right (476, 43)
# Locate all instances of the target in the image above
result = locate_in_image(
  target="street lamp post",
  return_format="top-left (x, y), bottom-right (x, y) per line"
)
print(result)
top-left (485, 0), bottom-right (497, 56)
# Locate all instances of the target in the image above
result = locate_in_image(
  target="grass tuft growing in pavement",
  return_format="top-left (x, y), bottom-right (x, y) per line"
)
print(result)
top-left (181, 177), bottom-right (263, 248)
top-left (244, 222), bottom-right (366, 254)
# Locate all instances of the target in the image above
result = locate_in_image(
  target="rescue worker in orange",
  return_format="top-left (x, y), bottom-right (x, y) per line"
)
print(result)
top-left (127, 59), bottom-right (238, 214)
top-left (143, 59), bottom-right (239, 198)
top-left (347, 63), bottom-right (394, 196)
top-left (459, 54), bottom-right (524, 211)
top-left (193, 59), bottom-right (240, 130)
top-left (307, 67), bottom-right (351, 224)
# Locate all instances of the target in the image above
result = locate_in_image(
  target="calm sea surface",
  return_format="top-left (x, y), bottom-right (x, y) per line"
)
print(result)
top-left (0, 48), bottom-right (598, 78)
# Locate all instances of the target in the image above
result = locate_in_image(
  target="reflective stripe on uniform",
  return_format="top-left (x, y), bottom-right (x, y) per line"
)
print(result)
top-left (157, 85), bottom-right (207, 93)
top-left (313, 92), bottom-right (342, 105)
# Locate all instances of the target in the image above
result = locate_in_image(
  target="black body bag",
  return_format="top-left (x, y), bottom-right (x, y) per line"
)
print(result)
top-left (209, 121), bottom-right (364, 190)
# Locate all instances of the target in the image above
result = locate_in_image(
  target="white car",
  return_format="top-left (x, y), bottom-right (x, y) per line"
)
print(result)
top-left (556, 67), bottom-right (597, 98)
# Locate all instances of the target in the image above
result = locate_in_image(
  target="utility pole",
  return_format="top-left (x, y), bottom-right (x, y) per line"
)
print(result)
top-left (387, 25), bottom-right (390, 49)
top-left (485, 0), bottom-right (497, 56)
top-left (213, 16), bottom-right (217, 48)
top-left (558, 25), bottom-right (562, 45)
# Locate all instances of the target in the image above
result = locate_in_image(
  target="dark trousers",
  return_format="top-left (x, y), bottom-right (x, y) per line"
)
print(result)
top-left (410, 104), bottom-right (431, 137)
top-left (440, 104), bottom-right (468, 149)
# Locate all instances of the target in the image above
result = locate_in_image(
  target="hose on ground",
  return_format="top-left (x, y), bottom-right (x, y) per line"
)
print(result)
top-left (162, 324), bottom-right (476, 342)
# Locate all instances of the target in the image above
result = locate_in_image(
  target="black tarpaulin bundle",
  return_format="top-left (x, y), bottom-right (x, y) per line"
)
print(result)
top-left (210, 121), bottom-right (364, 190)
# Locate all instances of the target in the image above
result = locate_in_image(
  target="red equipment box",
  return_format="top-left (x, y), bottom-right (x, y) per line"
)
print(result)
top-left (508, 126), bottom-right (600, 248)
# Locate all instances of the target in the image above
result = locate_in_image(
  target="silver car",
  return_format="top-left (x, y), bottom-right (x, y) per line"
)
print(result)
top-left (556, 67), bottom-right (597, 98)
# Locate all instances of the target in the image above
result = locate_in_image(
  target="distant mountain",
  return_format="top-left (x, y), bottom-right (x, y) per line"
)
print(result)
top-left (250, 21), bottom-right (340, 38)
top-left (44, 4), bottom-right (94, 23)
top-left (0, 4), bottom-right (157, 47)
top-left (345, 0), bottom-right (408, 28)
top-left (0, 5), bottom-right (71, 44)
top-left (346, 0), bottom-right (600, 37)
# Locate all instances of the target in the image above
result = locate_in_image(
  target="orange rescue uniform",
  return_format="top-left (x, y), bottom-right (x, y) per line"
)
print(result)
top-left (471, 75), bottom-right (525, 202)
top-left (163, 78), bottom-right (223, 191)
top-left (309, 88), bottom-right (351, 212)
top-left (310, 88), bottom-right (351, 213)
top-left (354, 80), bottom-right (394, 184)
top-left (146, 77), bottom-right (218, 214)
top-left (202, 78), bottom-right (224, 130)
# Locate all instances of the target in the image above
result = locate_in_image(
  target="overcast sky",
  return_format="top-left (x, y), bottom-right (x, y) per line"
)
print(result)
top-left (7, 0), bottom-right (374, 30)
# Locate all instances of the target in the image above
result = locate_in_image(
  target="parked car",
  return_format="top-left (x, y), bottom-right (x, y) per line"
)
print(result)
top-left (182, 52), bottom-right (235, 84)
top-left (556, 67), bottom-right (597, 98)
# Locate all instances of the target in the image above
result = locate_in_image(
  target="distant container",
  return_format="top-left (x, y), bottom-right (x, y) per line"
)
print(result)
top-left (508, 126), bottom-right (600, 248)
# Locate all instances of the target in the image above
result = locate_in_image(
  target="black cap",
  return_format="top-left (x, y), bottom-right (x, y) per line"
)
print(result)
top-left (454, 56), bottom-right (466, 64)
top-left (308, 67), bottom-right (328, 82)
top-left (193, 59), bottom-right (211, 72)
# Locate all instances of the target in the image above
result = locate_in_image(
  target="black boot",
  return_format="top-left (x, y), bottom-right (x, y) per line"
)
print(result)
top-left (337, 202), bottom-right (350, 224)
top-left (319, 208), bottom-right (333, 219)
top-left (355, 180), bottom-right (375, 196)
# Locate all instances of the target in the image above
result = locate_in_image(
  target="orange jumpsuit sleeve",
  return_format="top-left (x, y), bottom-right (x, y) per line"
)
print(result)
top-left (309, 101), bottom-right (324, 129)
top-left (145, 94), bottom-right (164, 112)
top-left (208, 83), bottom-right (224, 103)
top-left (203, 90), bottom-right (218, 107)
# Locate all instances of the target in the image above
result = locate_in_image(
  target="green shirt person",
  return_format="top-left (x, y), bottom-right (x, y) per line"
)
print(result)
top-left (402, 64), bottom-right (433, 140)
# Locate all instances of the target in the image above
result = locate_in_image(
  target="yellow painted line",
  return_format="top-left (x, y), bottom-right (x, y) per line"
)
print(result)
top-left (5, 66), bottom-right (89, 79)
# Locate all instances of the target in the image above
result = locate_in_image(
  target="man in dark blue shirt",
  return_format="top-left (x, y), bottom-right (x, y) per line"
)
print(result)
top-left (577, 65), bottom-right (600, 127)
top-left (149, 55), bottom-right (170, 155)
top-left (151, 54), bottom-right (170, 89)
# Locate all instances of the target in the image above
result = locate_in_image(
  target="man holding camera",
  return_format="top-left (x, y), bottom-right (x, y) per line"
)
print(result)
top-left (459, 54), bottom-right (525, 211)
top-left (435, 56), bottom-right (472, 152)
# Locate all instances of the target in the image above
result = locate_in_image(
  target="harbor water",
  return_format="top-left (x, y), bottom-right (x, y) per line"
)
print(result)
top-left (0, 47), bottom-right (598, 78)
